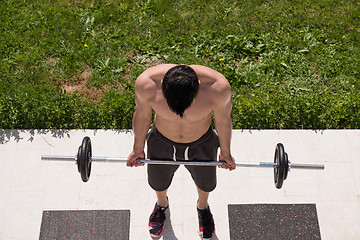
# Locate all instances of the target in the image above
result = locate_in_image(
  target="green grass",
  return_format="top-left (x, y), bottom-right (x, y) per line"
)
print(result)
top-left (1, 0), bottom-right (359, 129)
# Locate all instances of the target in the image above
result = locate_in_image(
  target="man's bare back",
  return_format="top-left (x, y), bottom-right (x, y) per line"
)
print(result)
top-left (135, 64), bottom-right (232, 143)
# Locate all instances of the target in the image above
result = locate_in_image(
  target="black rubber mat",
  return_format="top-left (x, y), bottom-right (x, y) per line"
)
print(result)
top-left (228, 204), bottom-right (321, 240)
top-left (39, 210), bottom-right (130, 240)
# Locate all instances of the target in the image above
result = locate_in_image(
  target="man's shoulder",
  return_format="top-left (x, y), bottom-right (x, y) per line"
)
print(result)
top-left (209, 80), bottom-right (231, 103)
top-left (190, 65), bottom-right (219, 76)
top-left (191, 65), bottom-right (229, 85)
top-left (135, 73), bottom-right (156, 89)
top-left (193, 66), bottom-right (230, 91)
top-left (134, 72), bottom-right (158, 101)
top-left (207, 73), bottom-right (231, 102)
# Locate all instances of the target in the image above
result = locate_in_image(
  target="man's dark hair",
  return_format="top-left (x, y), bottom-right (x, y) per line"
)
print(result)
top-left (162, 65), bottom-right (199, 118)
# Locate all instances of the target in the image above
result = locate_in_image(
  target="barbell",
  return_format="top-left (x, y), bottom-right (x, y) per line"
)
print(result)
top-left (41, 136), bottom-right (324, 189)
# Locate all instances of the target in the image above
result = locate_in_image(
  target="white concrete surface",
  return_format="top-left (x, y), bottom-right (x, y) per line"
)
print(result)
top-left (0, 129), bottom-right (359, 239)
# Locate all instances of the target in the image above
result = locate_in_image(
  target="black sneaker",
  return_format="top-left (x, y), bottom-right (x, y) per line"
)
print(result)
top-left (197, 205), bottom-right (215, 239)
top-left (149, 202), bottom-right (168, 238)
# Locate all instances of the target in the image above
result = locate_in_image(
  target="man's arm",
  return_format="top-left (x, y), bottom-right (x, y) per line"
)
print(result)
top-left (127, 74), bottom-right (154, 167)
top-left (212, 76), bottom-right (236, 170)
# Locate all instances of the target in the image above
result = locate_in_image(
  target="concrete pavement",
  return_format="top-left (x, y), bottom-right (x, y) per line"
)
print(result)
top-left (0, 129), bottom-right (359, 239)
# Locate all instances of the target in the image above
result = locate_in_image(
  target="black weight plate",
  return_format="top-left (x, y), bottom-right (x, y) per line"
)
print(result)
top-left (77, 146), bottom-right (82, 173)
top-left (284, 152), bottom-right (289, 180)
top-left (80, 137), bottom-right (92, 182)
top-left (274, 143), bottom-right (285, 189)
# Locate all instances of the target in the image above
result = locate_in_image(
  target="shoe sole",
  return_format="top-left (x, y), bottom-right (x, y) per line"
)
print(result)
top-left (198, 230), bottom-right (213, 240)
top-left (149, 223), bottom-right (165, 238)
top-left (150, 234), bottom-right (162, 238)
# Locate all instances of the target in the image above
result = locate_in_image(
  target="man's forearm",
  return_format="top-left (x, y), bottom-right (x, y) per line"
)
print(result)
top-left (132, 109), bottom-right (152, 152)
top-left (215, 116), bottom-right (232, 156)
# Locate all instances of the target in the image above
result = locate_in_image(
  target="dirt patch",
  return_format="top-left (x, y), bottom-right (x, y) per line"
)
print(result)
top-left (76, 67), bottom-right (93, 82)
top-left (61, 67), bottom-right (106, 101)
top-left (62, 80), bottom-right (108, 102)
top-left (47, 57), bottom-right (58, 67)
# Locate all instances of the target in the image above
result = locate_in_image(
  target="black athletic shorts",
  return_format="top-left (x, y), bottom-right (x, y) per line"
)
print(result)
top-left (146, 124), bottom-right (220, 192)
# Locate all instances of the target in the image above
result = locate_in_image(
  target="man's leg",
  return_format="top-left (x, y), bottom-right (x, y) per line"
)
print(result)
top-left (196, 186), bottom-right (209, 208)
top-left (149, 189), bottom-right (169, 237)
top-left (156, 189), bottom-right (169, 207)
top-left (196, 185), bottom-right (215, 239)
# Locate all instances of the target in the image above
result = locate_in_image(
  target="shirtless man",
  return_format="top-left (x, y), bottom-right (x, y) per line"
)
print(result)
top-left (127, 64), bottom-right (236, 239)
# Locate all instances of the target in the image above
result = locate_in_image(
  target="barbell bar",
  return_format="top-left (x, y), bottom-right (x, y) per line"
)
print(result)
top-left (41, 136), bottom-right (325, 189)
